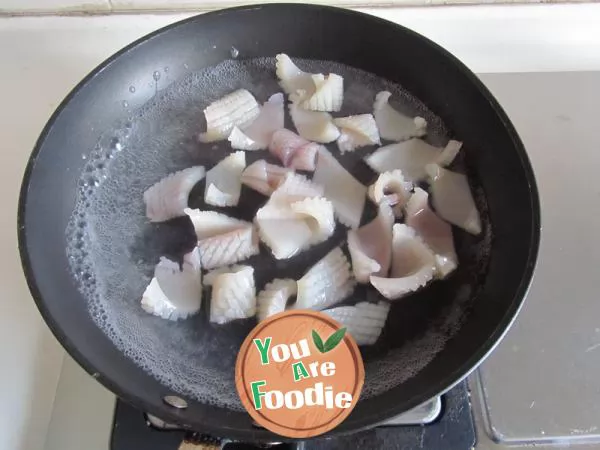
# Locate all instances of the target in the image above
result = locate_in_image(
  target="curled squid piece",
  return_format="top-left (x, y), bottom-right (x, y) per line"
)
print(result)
top-left (368, 169), bottom-right (413, 217)
top-left (276, 54), bottom-right (344, 112)
top-left (364, 138), bottom-right (462, 182)
top-left (291, 73), bottom-right (344, 112)
top-left (204, 151), bottom-right (246, 207)
top-left (295, 247), bottom-right (355, 311)
top-left (143, 166), bottom-right (205, 222)
top-left (289, 103), bottom-right (340, 144)
top-left (257, 278), bottom-right (297, 322)
top-left (290, 197), bottom-right (336, 246)
top-left (323, 301), bottom-right (390, 346)
top-left (185, 209), bottom-right (259, 269)
top-left (240, 160), bottom-right (292, 196)
top-left (370, 224), bottom-right (436, 300)
top-left (334, 114), bottom-right (380, 153)
top-left (209, 265), bottom-right (256, 324)
top-left (141, 248), bottom-right (202, 321)
top-left (228, 93), bottom-right (285, 150)
top-left (405, 187), bottom-right (458, 278)
top-left (269, 129), bottom-right (321, 171)
top-left (373, 91), bottom-right (427, 142)
top-left (347, 203), bottom-right (394, 283)
top-left (199, 89), bottom-right (260, 143)
top-left (425, 164), bottom-right (482, 235)
top-left (313, 147), bottom-right (367, 229)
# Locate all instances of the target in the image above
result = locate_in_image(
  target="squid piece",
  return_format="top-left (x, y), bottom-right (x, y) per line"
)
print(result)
top-left (257, 278), bottom-right (297, 322)
top-left (373, 91), bottom-right (427, 142)
top-left (199, 89), bottom-right (260, 143)
top-left (290, 197), bottom-right (336, 245)
top-left (209, 265), bottom-right (256, 324)
top-left (347, 203), bottom-right (394, 283)
top-left (141, 248), bottom-right (202, 321)
top-left (333, 114), bottom-right (381, 153)
top-left (276, 54), bottom-right (344, 112)
top-left (240, 160), bottom-right (292, 196)
top-left (269, 172), bottom-right (324, 205)
top-left (295, 247), bottom-right (355, 311)
top-left (275, 54), bottom-right (314, 96)
top-left (313, 147), bottom-right (366, 229)
top-left (425, 164), bottom-right (481, 235)
top-left (185, 209), bottom-right (259, 269)
top-left (289, 103), bottom-right (340, 144)
top-left (405, 187), bottom-right (458, 278)
top-left (256, 212), bottom-right (313, 260)
top-left (269, 129), bottom-right (321, 171)
top-left (203, 265), bottom-right (245, 286)
top-left (367, 169), bottom-right (413, 217)
top-left (370, 224), bottom-right (436, 300)
top-left (228, 93), bottom-right (285, 150)
top-left (364, 138), bottom-right (462, 182)
top-left (204, 151), bottom-right (246, 207)
top-left (291, 73), bottom-right (344, 112)
top-left (143, 166), bottom-right (205, 222)
top-left (323, 301), bottom-right (390, 346)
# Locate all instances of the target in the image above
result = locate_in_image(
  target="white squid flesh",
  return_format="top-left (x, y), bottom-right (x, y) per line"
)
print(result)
top-left (295, 247), bottom-right (355, 310)
top-left (368, 169), bottom-right (413, 217)
top-left (143, 166), bottom-right (205, 222)
top-left (240, 159), bottom-right (292, 196)
top-left (291, 73), bottom-right (344, 112)
top-left (347, 202), bottom-right (394, 283)
top-left (204, 151), bottom-right (246, 207)
top-left (275, 54), bottom-right (315, 97)
top-left (289, 103), bottom-right (340, 144)
top-left (370, 224), bottom-right (436, 300)
top-left (199, 89), bottom-right (260, 143)
top-left (209, 265), bottom-right (256, 324)
top-left (373, 91), bottom-right (427, 142)
top-left (228, 93), bottom-right (285, 150)
top-left (323, 301), bottom-right (390, 346)
top-left (257, 278), bottom-right (297, 322)
top-left (269, 128), bottom-right (321, 171)
top-left (425, 163), bottom-right (482, 235)
top-left (141, 248), bottom-right (202, 321)
top-left (405, 187), bottom-right (458, 278)
top-left (364, 138), bottom-right (462, 182)
top-left (333, 114), bottom-right (380, 153)
top-left (313, 147), bottom-right (366, 229)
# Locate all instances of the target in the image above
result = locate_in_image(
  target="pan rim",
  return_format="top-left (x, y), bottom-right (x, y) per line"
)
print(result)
top-left (17, 3), bottom-right (541, 441)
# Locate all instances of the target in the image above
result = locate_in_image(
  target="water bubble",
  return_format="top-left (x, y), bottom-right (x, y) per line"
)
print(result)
top-left (212, 45), bottom-right (217, 49)
top-left (164, 66), bottom-right (169, 73)
top-left (122, 100), bottom-right (129, 108)
top-left (230, 47), bottom-right (239, 59)
top-left (110, 137), bottom-right (122, 151)
top-left (129, 85), bottom-right (136, 93)
top-left (183, 63), bottom-right (189, 70)
top-left (153, 71), bottom-right (161, 82)
top-left (82, 155), bottom-right (87, 160)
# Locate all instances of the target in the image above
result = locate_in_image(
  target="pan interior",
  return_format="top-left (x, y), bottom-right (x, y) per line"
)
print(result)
top-left (66, 57), bottom-right (491, 411)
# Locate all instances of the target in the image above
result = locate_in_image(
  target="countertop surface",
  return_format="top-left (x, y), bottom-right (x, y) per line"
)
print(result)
top-left (1, 4), bottom-right (600, 450)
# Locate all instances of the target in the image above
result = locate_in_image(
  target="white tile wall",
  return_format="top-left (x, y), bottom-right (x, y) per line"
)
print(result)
top-left (0, 0), bottom-right (591, 14)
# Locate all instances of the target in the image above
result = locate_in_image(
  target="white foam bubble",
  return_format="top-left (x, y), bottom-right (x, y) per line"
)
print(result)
top-left (66, 57), bottom-right (492, 410)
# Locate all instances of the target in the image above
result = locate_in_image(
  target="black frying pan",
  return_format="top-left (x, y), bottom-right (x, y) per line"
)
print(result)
top-left (18, 4), bottom-right (540, 443)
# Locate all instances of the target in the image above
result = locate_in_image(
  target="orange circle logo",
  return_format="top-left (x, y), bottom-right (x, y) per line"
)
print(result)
top-left (235, 310), bottom-right (364, 438)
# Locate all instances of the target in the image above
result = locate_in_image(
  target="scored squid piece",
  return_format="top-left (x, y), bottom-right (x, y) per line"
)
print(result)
top-left (364, 138), bottom-right (462, 182)
top-left (240, 160), bottom-right (292, 196)
top-left (313, 147), bottom-right (367, 229)
top-left (143, 166), bottom-right (205, 222)
top-left (141, 248), bottom-right (202, 321)
top-left (405, 187), bottom-right (458, 278)
top-left (199, 89), bottom-right (260, 143)
top-left (269, 128), bottom-right (321, 171)
top-left (425, 164), bottom-right (482, 235)
top-left (228, 93), bottom-right (285, 150)
top-left (269, 172), bottom-right (324, 205)
top-left (257, 278), bottom-right (297, 322)
top-left (185, 209), bottom-right (259, 269)
top-left (209, 265), bottom-right (256, 324)
top-left (333, 114), bottom-right (381, 153)
top-left (368, 169), bottom-right (413, 217)
top-left (290, 197), bottom-right (336, 246)
top-left (204, 151), bottom-right (246, 207)
top-left (373, 91), bottom-right (427, 142)
top-left (276, 54), bottom-right (344, 112)
top-left (347, 203), bottom-right (394, 283)
top-left (370, 224), bottom-right (437, 300)
top-left (289, 103), bottom-right (340, 144)
top-left (295, 247), bottom-right (356, 311)
top-left (323, 301), bottom-right (390, 346)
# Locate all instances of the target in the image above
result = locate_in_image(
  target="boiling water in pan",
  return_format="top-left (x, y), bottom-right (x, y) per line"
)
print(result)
top-left (66, 57), bottom-right (491, 410)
